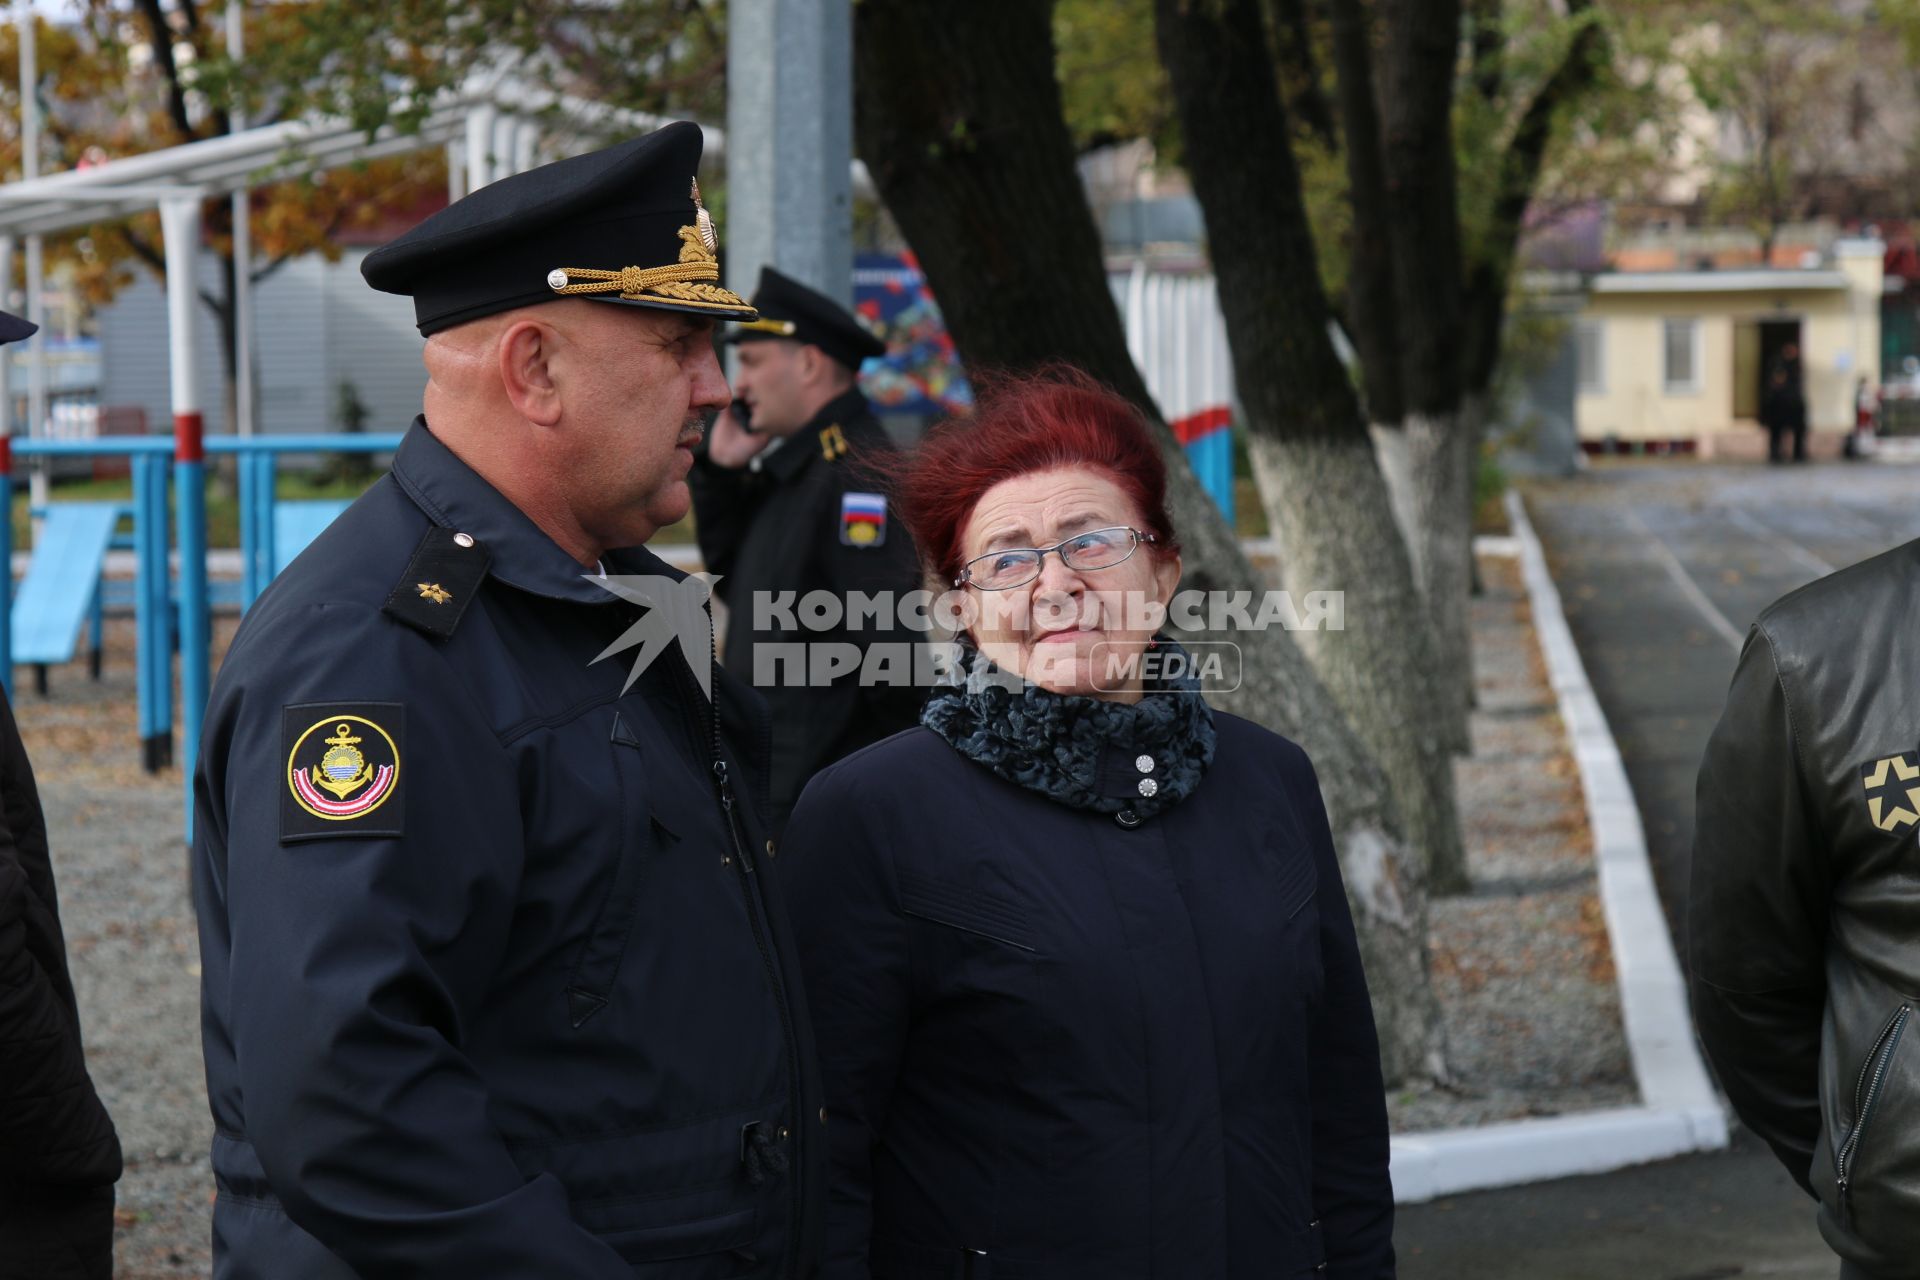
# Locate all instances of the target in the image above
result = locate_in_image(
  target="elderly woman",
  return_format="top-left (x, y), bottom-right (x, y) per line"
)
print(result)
top-left (779, 373), bottom-right (1394, 1279)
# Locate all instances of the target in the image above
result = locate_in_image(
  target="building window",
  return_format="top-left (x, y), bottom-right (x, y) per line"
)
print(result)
top-left (1576, 320), bottom-right (1605, 395)
top-left (1663, 318), bottom-right (1701, 394)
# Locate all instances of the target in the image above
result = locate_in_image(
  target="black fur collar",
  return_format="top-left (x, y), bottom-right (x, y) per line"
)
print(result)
top-left (921, 638), bottom-right (1216, 821)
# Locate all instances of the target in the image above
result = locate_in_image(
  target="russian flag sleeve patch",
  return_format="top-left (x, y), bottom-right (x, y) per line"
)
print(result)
top-left (839, 491), bottom-right (888, 548)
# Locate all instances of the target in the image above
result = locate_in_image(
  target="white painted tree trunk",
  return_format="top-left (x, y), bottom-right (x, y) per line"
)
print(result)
top-left (1401, 408), bottom-right (1479, 775)
top-left (1368, 421), bottom-right (1417, 554)
top-left (1245, 430), bottom-right (1470, 902)
top-left (1157, 442), bottom-right (1447, 1085)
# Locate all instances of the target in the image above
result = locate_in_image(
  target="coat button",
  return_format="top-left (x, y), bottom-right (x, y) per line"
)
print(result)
top-left (1137, 778), bottom-right (1158, 798)
top-left (778, 1126), bottom-right (790, 1141)
top-left (721, 854), bottom-right (732, 866)
top-left (452, 531), bottom-right (475, 548)
top-left (765, 838), bottom-right (776, 858)
top-left (1135, 753), bottom-right (1154, 773)
top-left (1115, 808), bottom-right (1141, 829)
top-left (819, 1107), bottom-right (828, 1124)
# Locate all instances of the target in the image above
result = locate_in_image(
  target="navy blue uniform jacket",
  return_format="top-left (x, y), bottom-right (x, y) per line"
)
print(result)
top-left (687, 391), bottom-right (926, 832)
top-left (780, 719), bottom-right (1394, 1279)
top-left (192, 421), bottom-right (824, 1278)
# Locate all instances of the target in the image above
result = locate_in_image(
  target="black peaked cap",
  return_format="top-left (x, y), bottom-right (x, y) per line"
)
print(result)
top-left (361, 121), bottom-right (755, 335)
top-left (729, 265), bottom-right (886, 370)
top-left (0, 310), bottom-right (37, 344)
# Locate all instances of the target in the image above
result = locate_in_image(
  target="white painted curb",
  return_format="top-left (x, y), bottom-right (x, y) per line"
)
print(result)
top-left (1391, 1105), bottom-right (1729, 1204)
top-left (1386, 501), bottom-right (1728, 1204)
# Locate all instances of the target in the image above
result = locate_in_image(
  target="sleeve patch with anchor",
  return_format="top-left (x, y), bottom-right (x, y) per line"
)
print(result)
top-left (282, 704), bottom-right (405, 842)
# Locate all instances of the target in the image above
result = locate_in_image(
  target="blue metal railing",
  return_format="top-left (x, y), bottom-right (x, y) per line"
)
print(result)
top-left (2, 431), bottom-right (403, 839)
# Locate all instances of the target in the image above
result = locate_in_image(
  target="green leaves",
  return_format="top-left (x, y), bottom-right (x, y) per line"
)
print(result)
top-left (193, 0), bottom-right (729, 141)
top-left (1053, 0), bottom-right (1180, 157)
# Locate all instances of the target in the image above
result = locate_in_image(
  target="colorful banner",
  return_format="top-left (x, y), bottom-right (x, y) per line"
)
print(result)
top-left (853, 252), bottom-right (971, 416)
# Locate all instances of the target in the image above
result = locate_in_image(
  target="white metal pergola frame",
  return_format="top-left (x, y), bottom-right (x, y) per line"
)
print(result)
top-left (0, 84), bottom-right (874, 446)
top-left (0, 81), bottom-right (698, 448)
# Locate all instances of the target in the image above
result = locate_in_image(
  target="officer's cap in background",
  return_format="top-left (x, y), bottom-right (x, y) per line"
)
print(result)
top-left (729, 265), bottom-right (886, 371)
top-left (0, 311), bottom-right (37, 345)
top-left (362, 121), bottom-right (756, 335)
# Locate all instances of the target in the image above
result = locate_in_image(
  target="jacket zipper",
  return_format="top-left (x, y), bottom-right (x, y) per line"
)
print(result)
top-left (1836, 1002), bottom-right (1911, 1221)
top-left (677, 607), bottom-right (804, 1277)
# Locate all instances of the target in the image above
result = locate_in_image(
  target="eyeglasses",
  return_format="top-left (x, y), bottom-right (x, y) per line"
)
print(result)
top-left (955, 526), bottom-right (1158, 590)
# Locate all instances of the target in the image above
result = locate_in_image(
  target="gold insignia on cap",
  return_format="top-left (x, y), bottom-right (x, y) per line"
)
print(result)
top-left (737, 317), bottom-right (798, 336)
top-left (691, 178), bottom-right (717, 254)
top-left (544, 177), bottom-right (752, 315)
top-left (417, 582), bottom-right (452, 605)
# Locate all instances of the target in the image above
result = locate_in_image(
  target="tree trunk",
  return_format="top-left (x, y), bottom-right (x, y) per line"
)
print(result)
top-left (1150, 0), bottom-right (1468, 925)
top-left (1375, 0), bottom-right (1475, 779)
top-left (1266, 0), bottom-right (1338, 152)
top-left (1402, 410), bottom-right (1475, 790)
top-left (1369, 421), bottom-right (1416, 552)
top-left (854, 0), bottom-right (1446, 1082)
top-left (1328, 0), bottom-right (1404, 431)
top-left (1460, 0), bottom-right (1605, 405)
top-left (1329, 0), bottom-right (1423, 625)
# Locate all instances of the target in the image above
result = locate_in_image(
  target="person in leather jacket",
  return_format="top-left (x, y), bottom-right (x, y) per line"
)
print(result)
top-left (1693, 538), bottom-right (1920, 1280)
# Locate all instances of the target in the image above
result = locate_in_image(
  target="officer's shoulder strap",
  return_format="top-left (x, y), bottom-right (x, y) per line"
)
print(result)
top-left (817, 422), bottom-right (851, 463)
top-left (381, 526), bottom-right (493, 639)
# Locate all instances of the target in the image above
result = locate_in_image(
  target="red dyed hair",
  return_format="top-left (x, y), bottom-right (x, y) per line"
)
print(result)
top-left (892, 368), bottom-right (1180, 584)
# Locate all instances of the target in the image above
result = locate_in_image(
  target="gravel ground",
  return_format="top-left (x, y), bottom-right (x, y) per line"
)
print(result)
top-left (24, 557), bottom-right (1634, 1267)
top-left (1387, 553), bottom-right (1637, 1132)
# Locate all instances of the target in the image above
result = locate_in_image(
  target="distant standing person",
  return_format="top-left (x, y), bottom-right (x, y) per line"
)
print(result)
top-left (1847, 377), bottom-right (1878, 459)
top-left (689, 267), bottom-right (926, 833)
top-left (1768, 339), bottom-right (1804, 389)
top-left (1761, 366), bottom-right (1809, 464)
top-left (0, 318), bottom-right (122, 1280)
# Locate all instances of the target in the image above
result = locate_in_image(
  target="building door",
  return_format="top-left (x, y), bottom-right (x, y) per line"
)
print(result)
top-left (1759, 317), bottom-right (1803, 393)
top-left (1737, 318), bottom-right (1803, 422)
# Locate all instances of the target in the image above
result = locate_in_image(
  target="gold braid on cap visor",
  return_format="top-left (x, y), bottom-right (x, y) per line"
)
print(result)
top-left (546, 224), bottom-right (754, 314)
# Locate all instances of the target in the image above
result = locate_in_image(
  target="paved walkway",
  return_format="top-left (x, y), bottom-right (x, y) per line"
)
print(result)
top-left (1399, 458), bottom-right (1920, 1277)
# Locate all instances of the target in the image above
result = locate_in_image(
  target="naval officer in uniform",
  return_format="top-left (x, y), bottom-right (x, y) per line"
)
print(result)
top-left (688, 268), bottom-right (925, 833)
top-left (192, 125), bottom-right (823, 1279)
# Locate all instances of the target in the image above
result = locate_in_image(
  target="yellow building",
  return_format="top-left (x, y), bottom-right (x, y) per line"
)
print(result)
top-left (1573, 239), bottom-right (1882, 457)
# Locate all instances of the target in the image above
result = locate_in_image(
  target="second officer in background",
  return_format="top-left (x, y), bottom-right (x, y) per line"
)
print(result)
top-left (689, 267), bottom-right (925, 833)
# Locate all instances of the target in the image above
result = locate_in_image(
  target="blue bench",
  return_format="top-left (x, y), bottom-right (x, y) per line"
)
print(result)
top-left (12, 503), bottom-right (122, 691)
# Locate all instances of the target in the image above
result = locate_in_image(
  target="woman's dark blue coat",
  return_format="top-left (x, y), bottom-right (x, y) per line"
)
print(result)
top-left (779, 712), bottom-right (1394, 1279)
